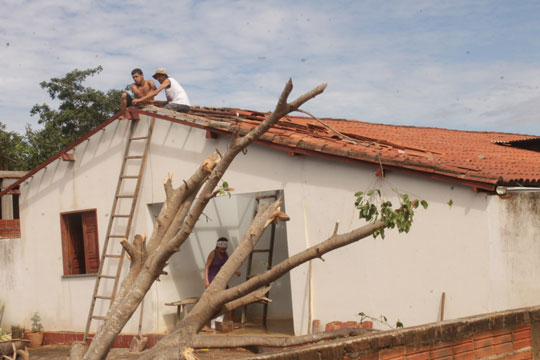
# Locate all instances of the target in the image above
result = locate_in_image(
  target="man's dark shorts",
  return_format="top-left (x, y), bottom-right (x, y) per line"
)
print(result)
top-left (164, 103), bottom-right (190, 113)
top-left (126, 93), bottom-right (134, 107)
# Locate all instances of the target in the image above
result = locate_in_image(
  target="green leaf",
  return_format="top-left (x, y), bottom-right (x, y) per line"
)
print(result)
top-left (223, 181), bottom-right (229, 188)
top-left (367, 189), bottom-right (374, 196)
top-left (396, 320), bottom-right (404, 328)
top-left (354, 191), bottom-right (363, 197)
top-left (358, 312), bottom-right (365, 316)
top-left (448, 199), bottom-right (453, 207)
top-left (421, 200), bottom-right (428, 209)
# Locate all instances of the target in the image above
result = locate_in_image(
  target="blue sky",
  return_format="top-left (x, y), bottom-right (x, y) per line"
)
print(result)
top-left (2, 0), bottom-right (540, 135)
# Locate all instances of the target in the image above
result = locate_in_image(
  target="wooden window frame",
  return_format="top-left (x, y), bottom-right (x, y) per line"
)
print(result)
top-left (60, 209), bottom-right (100, 276)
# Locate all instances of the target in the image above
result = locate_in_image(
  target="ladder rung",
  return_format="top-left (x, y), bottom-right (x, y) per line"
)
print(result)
top-left (116, 194), bottom-right (135, 198)
top-left (104, 254), bottom-right (121, 258)
top-left (112, 214), bottom-right (130, 218)
top-left (256, 195), bottom-right (277, 200)
top-left (121, 175), bottom-right (138, 179)
top-left (108, 234), bottom-right (126, 238)
top-left (95, 295), bottom-right (113, 300)
top-left (99, 274), bottom-right (118, 279)
top-left (130, 136), bottom-right (148, 140)
top-left (126, 156), bottom-right (143, 159)
top-left (252, 249), bottom-right (270, 253)
top-left (92, 316), bottom-right (108, 321)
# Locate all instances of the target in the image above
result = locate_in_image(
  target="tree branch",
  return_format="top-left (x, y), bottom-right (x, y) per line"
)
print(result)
top-left (218, 286), bottom-right (272, 315)
top-left (190, 328), bottom-right (368, 348)
top-left (218, 220), bottom-right (384, 307)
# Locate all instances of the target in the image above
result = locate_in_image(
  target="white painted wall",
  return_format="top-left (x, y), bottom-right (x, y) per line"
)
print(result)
top-left (1, 114), bottom-right (539, 337)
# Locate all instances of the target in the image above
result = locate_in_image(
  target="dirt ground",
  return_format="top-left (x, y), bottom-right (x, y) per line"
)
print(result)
top-left (28, 344), bottom-right (256, 359)
top-left (23, 321), bottom-right (293, 359)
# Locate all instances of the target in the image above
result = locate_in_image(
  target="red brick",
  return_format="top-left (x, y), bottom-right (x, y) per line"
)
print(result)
top-left (453, 340), bottom-right (474, 354)
top-left (512, 325), bottom-right (531, 332)
top-left (431, 342), bottom-right (453, 350)
top-left (474, 329), bottom-right (511, 341)
top-left (361, 321), bottom-right (373, 329)
top-left (494, 341), bottom-right (516, 354)
top-left (505, 350), bottom-right (532, 360)
top-left (355, 352), bottom-right (379, 360)
top-left (453, 350), bottom-right (475, 360)
top-left (405, 350), bottom-right (430, 360)
top-left (325, 321), bottom-right (343, 331)
top-left (493, 333), bottom-right (513, 345)
top-left (380, 346), bottom-right (405, 360)
top-left (513, 338), bottom-right (531, 350)
top-left (405, 345), bottom-right (430, 356)
top-left (430, 346), bottom-right (453, 360)
top-left (474, 336), bottom-right (495, 349)
top-left (513, 328), bottom-right (531, 341)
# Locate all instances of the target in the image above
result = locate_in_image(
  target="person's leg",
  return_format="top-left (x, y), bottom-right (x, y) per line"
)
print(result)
top-left (164, 103), bottom-right (190, 113)
top-left (121, 93), bottom-right (133, 114)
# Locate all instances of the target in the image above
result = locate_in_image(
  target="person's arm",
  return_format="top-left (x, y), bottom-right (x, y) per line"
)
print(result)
top-left (133, 78), bottom-right (170, 104)
top-left (204, 251), bottom-right (215, 288)
top-left (130, 84), bottom-right (144, 99)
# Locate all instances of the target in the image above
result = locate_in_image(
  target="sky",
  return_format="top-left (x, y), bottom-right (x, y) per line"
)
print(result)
top-left (2, 0), bottom-right (540, 135)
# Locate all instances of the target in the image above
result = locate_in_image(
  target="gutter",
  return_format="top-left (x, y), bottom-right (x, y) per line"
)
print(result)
top-left (496, 186), bottom-right (540, 195)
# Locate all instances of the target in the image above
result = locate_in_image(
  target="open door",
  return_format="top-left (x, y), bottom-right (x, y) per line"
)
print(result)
top-left (82, 211), bottom-right (100, 274)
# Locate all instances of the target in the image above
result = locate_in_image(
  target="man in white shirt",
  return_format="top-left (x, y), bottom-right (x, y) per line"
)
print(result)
top-left (133, 68), bottom-right (190, 113)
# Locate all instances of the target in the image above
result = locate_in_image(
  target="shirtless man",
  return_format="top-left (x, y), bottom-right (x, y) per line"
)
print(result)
top-left (120, 68), bottom-right (157, 113)
top-left (133, 68), bottom-right (190, 113)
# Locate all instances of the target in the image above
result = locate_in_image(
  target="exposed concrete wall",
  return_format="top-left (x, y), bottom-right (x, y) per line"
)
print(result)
top-left (2, 114), bottom-right (540, 338)
top-left (487, 193), bottom-right (540, 311)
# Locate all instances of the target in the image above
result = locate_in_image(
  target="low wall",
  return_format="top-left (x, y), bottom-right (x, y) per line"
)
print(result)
top-left (0, 219), bottom-right (20, 238)
top-left (250, 305), bottom-right (540, 359)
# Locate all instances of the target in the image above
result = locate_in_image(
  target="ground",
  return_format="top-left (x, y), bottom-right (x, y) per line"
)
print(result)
top-left (28, 345), bottom-right (254, 359)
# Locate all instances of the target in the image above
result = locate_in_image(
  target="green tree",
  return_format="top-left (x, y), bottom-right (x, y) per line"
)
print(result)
top-left (27, 66), bottom-right (123, 166)
top-left (0, 122), bottom-right (30, 171)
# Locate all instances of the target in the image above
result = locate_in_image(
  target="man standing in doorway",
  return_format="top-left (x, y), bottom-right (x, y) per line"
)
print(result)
top-left (133, 68), bottom-right (190, 113)
top-left (120, 68), bottom-right (157, 113)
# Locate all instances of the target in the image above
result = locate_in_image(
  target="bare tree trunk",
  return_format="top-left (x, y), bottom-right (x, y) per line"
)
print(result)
top-left (75, 79), bottom-right (327, 360)
top-left (141, 219), bottom-right (384, 359)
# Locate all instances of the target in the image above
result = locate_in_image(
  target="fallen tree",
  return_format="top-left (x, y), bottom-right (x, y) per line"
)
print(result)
top-left (71, 79), bottom-right (425, 360)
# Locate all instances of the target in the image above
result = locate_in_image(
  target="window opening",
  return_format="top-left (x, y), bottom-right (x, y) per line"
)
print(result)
top-left (60, 210), bottom-right (100, 275)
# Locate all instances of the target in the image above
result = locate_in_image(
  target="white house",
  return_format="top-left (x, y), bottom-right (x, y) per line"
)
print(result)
top-left (1, 105), bottom-right (539, 341)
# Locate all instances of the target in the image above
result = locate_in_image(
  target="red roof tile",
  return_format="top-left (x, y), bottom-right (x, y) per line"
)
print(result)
top-left (176, 107), bottom-right (540, 190)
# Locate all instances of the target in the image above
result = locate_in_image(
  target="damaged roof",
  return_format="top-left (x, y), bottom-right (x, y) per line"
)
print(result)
top-left (136, 106), bottom-right (540, 191)
top-left (2, 105), bottom-right (539, 198)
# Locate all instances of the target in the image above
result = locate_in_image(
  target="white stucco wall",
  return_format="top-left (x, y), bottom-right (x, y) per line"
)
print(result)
top-left (1, 114), bottom-right (540, 336)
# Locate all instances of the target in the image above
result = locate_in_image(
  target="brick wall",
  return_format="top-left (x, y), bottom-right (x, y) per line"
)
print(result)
top-left (250, 306), bottom-right (540, 360)
top-left (0, 219), bottom-right (20, 238)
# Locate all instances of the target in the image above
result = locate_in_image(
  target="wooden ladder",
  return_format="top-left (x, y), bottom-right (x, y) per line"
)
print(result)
top-left (241, 190), bottom-right (280, 328)
top-left (83, 117), bottom-right (155, 342)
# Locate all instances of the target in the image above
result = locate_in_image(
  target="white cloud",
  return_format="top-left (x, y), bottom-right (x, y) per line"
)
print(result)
top-left (1, 0), bottom-right (540, 135)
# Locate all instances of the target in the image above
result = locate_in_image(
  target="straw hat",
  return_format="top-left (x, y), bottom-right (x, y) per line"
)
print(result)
top-left (152, 68), bottom-right (168, 79)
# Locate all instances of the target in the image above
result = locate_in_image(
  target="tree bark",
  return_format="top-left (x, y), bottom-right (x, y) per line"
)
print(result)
top-left (190, 328), bottom-right (369, 348)
top-left (76, 79), bottom-right (327, 360)
top-left (143, 220), bottom-right (384, 358)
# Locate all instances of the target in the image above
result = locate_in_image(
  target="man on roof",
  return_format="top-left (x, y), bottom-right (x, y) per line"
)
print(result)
top-left (133, 68), bottom-right (190, 113)
top-left (120, 68), bottom-right (157, 113)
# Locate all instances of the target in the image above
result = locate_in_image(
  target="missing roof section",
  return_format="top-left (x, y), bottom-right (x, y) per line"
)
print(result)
top-left (493, 137), bottom-right (540, 152)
